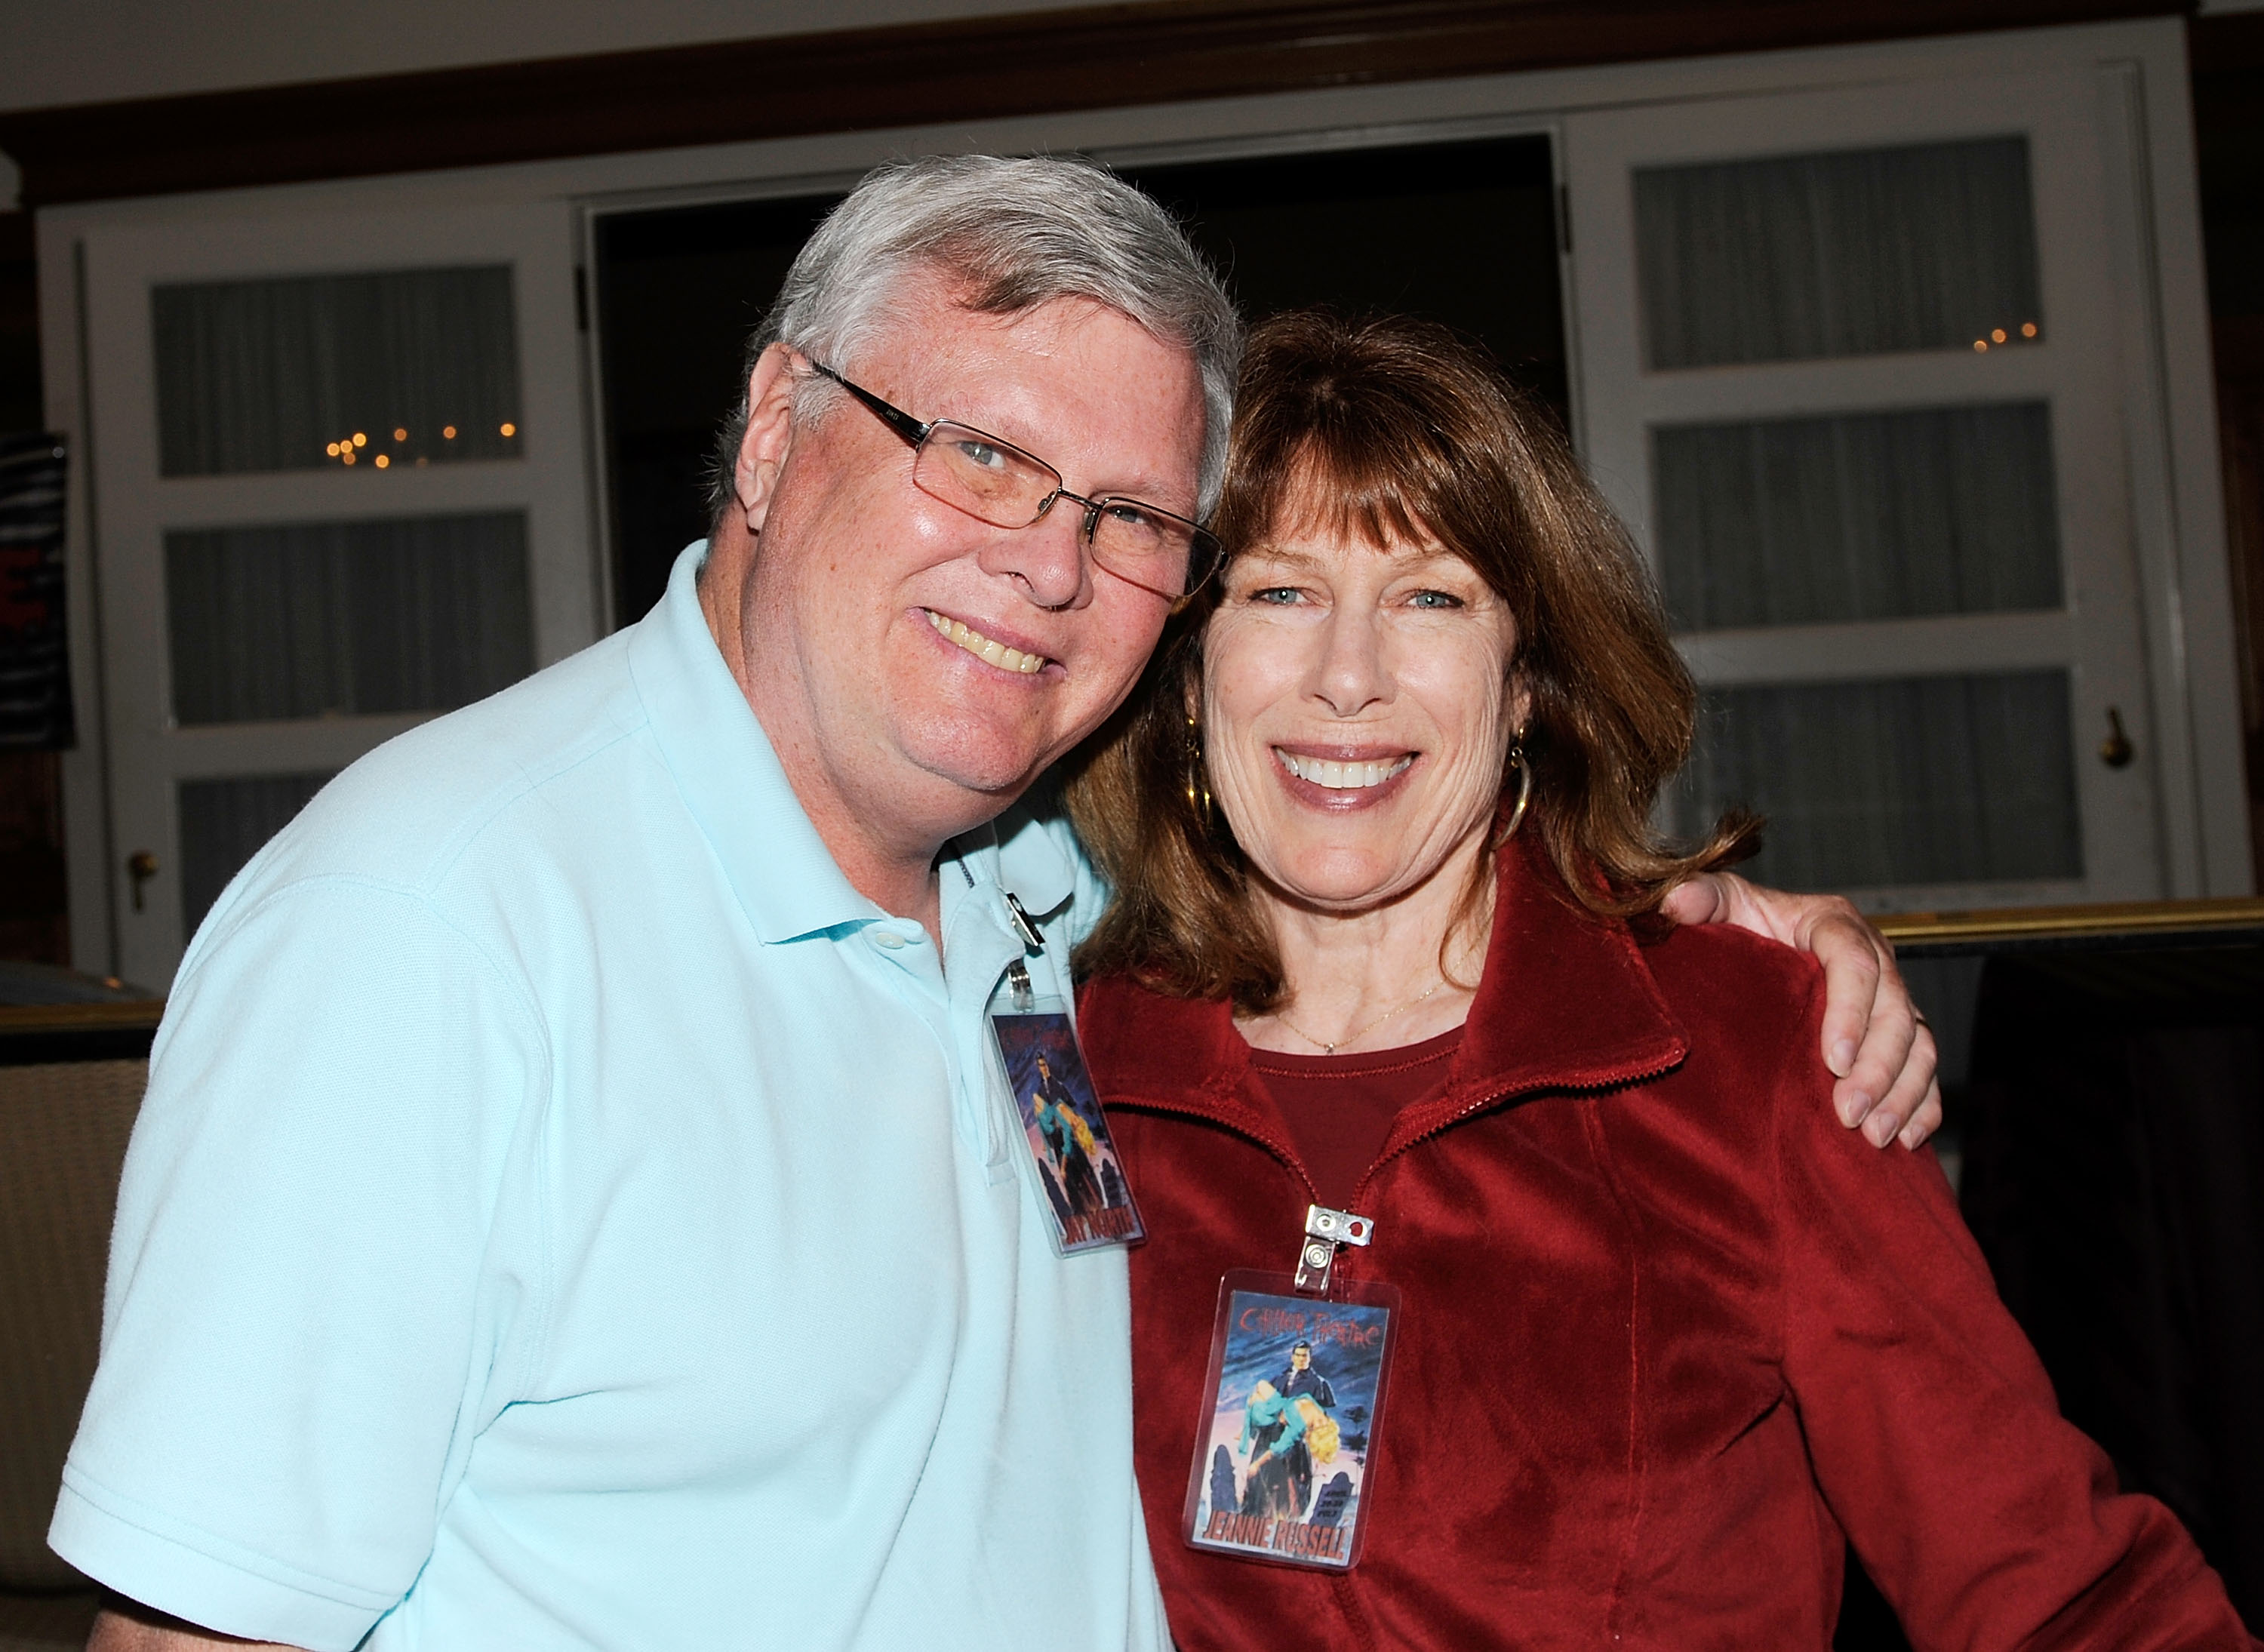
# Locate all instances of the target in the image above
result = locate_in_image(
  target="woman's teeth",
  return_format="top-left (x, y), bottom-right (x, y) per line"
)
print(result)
top-left (1278, 752), bottom-right (1414, 789)
top-left (926, 610), bottom-right (1046, 675)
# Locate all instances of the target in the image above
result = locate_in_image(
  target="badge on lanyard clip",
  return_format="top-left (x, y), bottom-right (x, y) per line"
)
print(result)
top-left (1181, 1206), bottom-right (1401, 1571)
top-left (988, 893), bottom-right (1146, 1255)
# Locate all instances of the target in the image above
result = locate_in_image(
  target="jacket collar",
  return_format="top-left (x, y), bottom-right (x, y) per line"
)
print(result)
top-left (1083, 834), bottom-right (1687, 1158)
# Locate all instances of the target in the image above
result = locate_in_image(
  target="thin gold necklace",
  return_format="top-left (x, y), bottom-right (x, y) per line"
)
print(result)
top-left (1269, 978), bottom-right (1446, 1057)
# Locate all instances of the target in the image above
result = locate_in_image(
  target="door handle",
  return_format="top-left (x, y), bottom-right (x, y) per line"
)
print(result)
top-left (2098, 706), bottom-right (2135, 770)
top-left (126, 849), bottom-right (159, 912)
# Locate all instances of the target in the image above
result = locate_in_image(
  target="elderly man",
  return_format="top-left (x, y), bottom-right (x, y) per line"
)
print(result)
top-left (57, 155), bottom-right (1934, 1651)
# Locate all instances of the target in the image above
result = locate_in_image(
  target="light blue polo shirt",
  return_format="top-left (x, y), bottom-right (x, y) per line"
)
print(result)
top-left (52, 543), bottom-right (1169, 1651)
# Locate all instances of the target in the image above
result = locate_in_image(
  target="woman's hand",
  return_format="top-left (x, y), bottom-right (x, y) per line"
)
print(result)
top-left (1661, 872), bottom-right (1940, 1150)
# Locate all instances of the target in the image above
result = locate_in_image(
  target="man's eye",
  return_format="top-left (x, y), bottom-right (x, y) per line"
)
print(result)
top-left (1100, 500), bottom-right (1156, 530)
top-left (953, 440), bottom-right (1008, 471)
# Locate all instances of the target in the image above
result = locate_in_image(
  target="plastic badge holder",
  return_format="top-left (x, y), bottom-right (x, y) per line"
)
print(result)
top-left (1181, 1268), bottom-right (1400, 1570)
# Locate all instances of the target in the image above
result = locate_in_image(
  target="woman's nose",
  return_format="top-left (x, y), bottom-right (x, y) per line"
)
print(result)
top-left (1310, 610), bottom-right (1389, 715)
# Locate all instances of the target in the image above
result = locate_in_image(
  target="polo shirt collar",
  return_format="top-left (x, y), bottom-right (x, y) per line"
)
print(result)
top-left (628, 543), bottom-right (878, 943)
top-left (951, 789), bottom-right (1079, 930)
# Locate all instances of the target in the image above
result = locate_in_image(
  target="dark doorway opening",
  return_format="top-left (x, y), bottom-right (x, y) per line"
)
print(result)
top-left (593, 192), bottom-right (840, 628)
top-left (1118, 134), bottom-right (1566, 420)
top-left (589, 132), bottom-right (1567, 629)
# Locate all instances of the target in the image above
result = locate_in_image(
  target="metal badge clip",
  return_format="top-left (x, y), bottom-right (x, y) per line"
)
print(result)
top-left (1004, 892), bottom-right (1046, 954)
top-left (1004, 958), bottom-right (1038, 1014)
top-left (1294, 1203), bottom-right (1376, 1294)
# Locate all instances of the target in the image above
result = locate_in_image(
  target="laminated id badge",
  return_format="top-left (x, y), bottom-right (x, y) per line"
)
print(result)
top-left (991, 959), bottom-right (1145, 1255)
top-left (1182, 1263), bottom-right (1399, 1570)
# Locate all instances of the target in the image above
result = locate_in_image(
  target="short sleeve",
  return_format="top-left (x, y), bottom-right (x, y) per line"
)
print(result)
top-left (49, 878), bottom-right (549, 1651)
top-left (1773, 972), bottom-right (2254, 1650)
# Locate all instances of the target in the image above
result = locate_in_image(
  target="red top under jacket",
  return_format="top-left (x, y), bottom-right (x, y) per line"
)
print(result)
top-left (1250, 1028), bottom-right (1462, 1211)
top-left (1081, 838), bottom-right (2258, 1652)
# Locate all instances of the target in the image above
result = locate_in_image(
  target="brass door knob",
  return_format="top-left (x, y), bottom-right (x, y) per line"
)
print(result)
top-left (126, 849), bottom-right (159, 912)
top-left (2098, 706), bottom-right (2135, 769)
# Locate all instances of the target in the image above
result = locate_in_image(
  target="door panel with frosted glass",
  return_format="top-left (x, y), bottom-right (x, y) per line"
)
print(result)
top-left (82, 203), bottom-right (589, 987)
top-left (1568, 78), bottom-right (2161, 909)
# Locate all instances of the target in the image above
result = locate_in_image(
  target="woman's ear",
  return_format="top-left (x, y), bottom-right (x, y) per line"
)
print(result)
top-left (731, 343), bottom-right (801, 534)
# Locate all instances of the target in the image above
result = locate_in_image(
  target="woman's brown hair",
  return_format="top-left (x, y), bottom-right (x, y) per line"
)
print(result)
top-left (1066, 309), bottom-right (1756, 1011)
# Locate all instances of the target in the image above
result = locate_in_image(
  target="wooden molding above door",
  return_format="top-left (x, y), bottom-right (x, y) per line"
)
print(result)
top-left (0, 0), bottom-right (2188, 208)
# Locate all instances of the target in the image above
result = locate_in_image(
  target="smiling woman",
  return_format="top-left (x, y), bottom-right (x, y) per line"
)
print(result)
top-left (1071, 309), bottom-right (1757, 1017)
top-left (1067, 311), bottom-right (2256, 1650)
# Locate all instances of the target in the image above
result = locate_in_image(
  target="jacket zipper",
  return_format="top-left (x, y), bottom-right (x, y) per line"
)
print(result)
top-left (1115, 1087), bottom-right (1321, 1202)
top-left (1349, 1051), bottom-right (1685, 1207)
top-left (1113, 1044), bottom-right (1684, 1284)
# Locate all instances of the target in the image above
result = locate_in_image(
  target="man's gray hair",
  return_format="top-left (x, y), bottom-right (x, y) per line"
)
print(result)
top-left (705, 153), bottom-right (1241, 532)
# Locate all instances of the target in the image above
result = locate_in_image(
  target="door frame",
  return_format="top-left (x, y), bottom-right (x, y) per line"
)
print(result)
top-left (1563, 69), bottom-right (2166, 909)
top-left (57, 198), bottom-right (593, 988)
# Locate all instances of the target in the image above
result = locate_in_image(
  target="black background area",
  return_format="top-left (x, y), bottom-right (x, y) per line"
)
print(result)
top-left (595, 192), bottom-right (841, 629)
top-left (1119, 133), bottom-right (1565, 419)
top-left (591, 134), bottom-right (1566, 629)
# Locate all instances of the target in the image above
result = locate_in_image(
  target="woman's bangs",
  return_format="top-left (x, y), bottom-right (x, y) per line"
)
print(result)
top-left (1260, 434), bottom-right (1448, 555)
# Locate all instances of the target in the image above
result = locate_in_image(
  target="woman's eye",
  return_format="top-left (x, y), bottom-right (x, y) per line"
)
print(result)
top-left (1250, 586), bottom-right (1303, 605)
top-left (1407, 589), bottom-right (1464, 610)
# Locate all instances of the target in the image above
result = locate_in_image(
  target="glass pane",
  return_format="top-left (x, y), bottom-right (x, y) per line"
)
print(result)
top-left (1671, 671), bottom-right (2081, 889)
top-left (1635, 137), bottom-right (2043, 368)
top-left (179, 772), bottom-right (332, 937)
top-left (1655, 402), bottom-right (2063, 629)
top-left (153, 267), bottom-right (522, 476)
top-left (166, 513), bottom-right (534, 725)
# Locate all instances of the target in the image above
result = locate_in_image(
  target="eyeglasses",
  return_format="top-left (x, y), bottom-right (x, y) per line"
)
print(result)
top-left (809, 360), bottom-right (1222, 598)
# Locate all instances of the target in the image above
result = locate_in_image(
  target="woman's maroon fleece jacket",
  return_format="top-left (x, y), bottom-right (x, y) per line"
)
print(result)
top-left (1081, 843), bottom-right (2256, 1651)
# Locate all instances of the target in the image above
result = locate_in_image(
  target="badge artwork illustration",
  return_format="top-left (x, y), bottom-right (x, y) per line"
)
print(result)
top-left (992, 1011), bottom-right (1144, 1251)
top-left (1183, 1274), bottom-right (1397, 1570)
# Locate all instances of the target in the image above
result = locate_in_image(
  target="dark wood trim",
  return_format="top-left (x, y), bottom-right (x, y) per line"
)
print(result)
top-left (0, 0), bottom-right (2189, 208)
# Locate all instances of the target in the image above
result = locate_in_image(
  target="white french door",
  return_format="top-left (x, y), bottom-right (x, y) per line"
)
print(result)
top-left (78, 200), bottom-right (595, 989)
top-left (1565, 70), bottom-right (2165, 909)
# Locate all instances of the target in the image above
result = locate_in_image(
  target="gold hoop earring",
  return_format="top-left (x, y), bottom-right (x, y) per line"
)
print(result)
top-left (1499, 735), bottom-right (1533, 842)
top-left (1184, 715), bottom-right (1215, 829)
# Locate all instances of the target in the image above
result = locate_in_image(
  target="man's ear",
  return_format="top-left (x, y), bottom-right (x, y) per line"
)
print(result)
top-left (732, 343), bottom-right (801, 533)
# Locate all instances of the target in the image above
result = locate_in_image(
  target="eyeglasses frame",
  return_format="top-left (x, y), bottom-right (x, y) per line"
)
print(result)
top-left (805, 358), bottom-right (1222, 599)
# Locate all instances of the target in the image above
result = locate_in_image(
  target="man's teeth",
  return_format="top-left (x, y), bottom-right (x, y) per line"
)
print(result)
top-left (926, 609), bottom-right (1046, 675)
top-left (1278, 752), bottom-right (1414, 789)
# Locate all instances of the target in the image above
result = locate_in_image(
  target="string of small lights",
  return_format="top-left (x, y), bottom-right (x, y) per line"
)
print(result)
top-left (1973, 321), bottom-right (2041, 352)
top-left (324, 421), bottom-right (520, 467)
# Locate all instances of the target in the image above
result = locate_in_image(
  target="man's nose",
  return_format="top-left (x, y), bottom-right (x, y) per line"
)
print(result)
top-left (978, 494), bottom-right (1090, 609)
